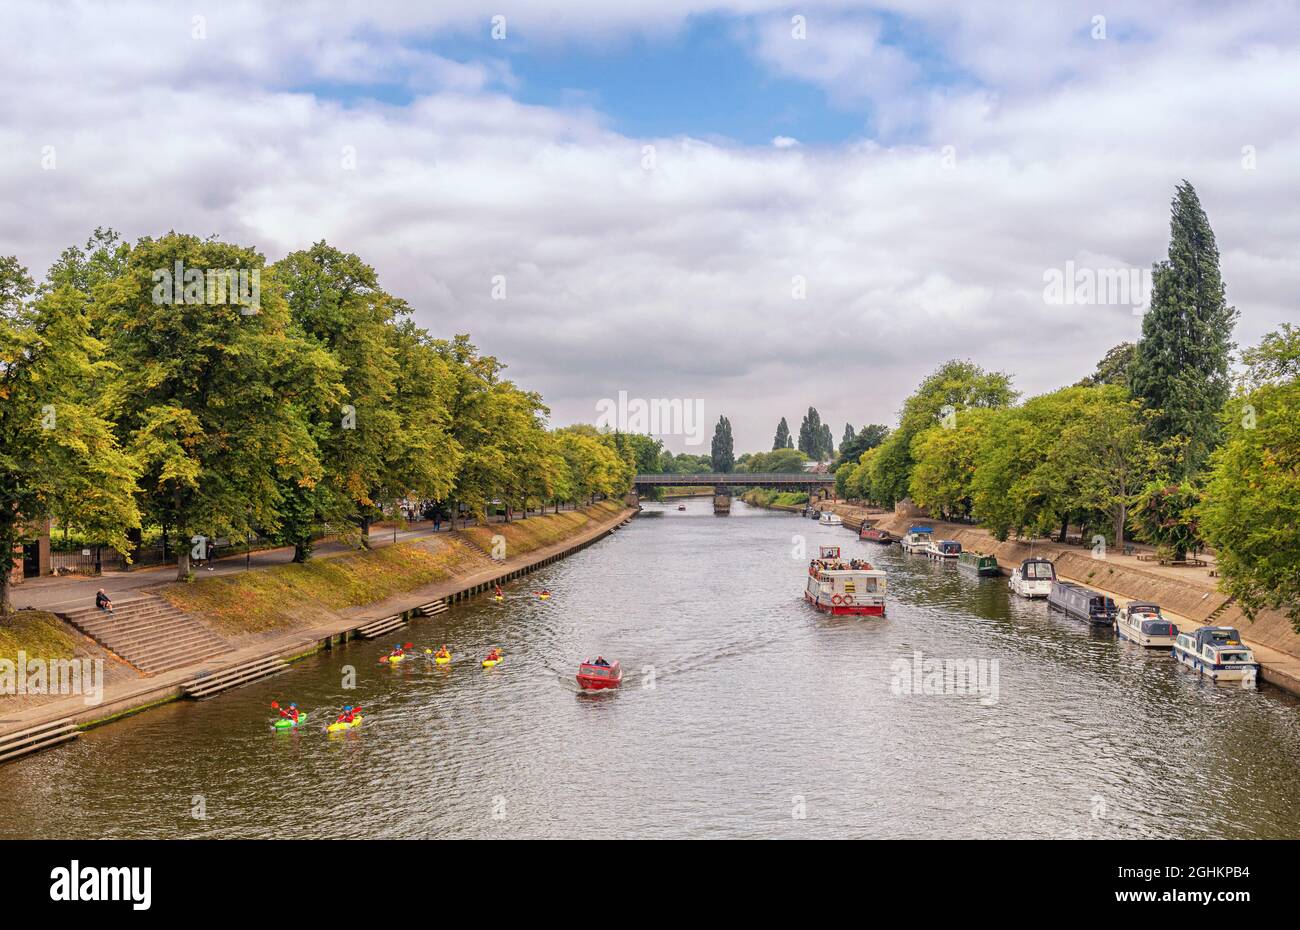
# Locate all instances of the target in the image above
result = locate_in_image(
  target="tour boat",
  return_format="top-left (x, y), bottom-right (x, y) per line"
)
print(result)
top-left (1009, 558), bottom-right (1055, 598)
top-left (819, 511), bottom-right (843, 526)
top-left (576, 659), bottom-right (622, 690)
top-left (859, 526), bottom-right (894, 544)
top-left (804, 546), bottom-right (886, 616)
top-left (925, 540), bottom-right (962, 561)
top-left (1114, 602), bottom-right (1179, 648)
top-left (1047, 580), bottom-right (1117, 626)
top-left (957, 551), bottom-right (1000, 577)
top-left (900, 526), bottom-right (933, 554)
top-left (1173, 627), bottom-right (1258, 683)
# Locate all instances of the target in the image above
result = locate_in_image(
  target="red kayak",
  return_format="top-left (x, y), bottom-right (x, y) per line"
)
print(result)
top-left (576, 659), bottom-right (622, 690)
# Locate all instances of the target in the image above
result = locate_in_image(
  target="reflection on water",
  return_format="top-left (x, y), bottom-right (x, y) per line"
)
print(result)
top-left (2, 499), bottom-right (1299, 839)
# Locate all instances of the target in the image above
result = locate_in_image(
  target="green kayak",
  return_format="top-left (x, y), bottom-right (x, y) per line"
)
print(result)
top-left (273, 712), bottom-right (307, 729)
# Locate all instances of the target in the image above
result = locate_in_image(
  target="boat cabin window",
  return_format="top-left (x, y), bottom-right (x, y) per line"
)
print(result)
top-left (1024, 562), bottom-right (1054, 580)
top-left (1220, 651), bottom-right (1250, 663)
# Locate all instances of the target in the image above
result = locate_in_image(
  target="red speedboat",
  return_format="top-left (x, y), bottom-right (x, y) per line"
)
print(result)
top-left (577, 659), bottom-right (622, 690)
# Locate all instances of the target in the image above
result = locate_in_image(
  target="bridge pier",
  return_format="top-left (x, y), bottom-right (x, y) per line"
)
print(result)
top-left (713, 486), bottom-right (731, 515)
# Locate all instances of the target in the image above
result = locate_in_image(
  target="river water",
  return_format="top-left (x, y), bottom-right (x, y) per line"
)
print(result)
top-left (3, 499), bottom-right (1300, 839)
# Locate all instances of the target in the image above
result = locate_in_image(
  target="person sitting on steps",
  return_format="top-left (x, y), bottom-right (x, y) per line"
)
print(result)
top-left (95, 588), bottom-right (114, 614)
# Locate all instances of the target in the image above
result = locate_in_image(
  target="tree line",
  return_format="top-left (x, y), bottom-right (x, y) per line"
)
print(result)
top-left (835, 182), bottom-right (1299, 629)
top-left (0, 232), bottom-right (636, 608)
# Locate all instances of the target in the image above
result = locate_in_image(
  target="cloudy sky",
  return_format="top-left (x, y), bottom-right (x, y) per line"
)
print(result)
top-left (2, 1), bottom-right (1298, 453)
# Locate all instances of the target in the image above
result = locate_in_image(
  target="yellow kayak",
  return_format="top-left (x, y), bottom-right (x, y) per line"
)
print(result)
top-left (326, 715), bottom-right (363, 732)
top-left (493, 595), bottom-right (504, 602)
top-left (384, 654), bottom-right (407, 664)
top-left (482, 657), bottom-right (502, 668)
top-left (435, 654), bottom-right (452, 665)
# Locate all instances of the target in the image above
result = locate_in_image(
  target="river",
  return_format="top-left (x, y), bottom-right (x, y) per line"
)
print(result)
top-left (3, 498), bottom-right (1300, 839)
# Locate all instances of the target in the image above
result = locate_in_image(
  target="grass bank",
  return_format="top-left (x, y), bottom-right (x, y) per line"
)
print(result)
top-left (461, 501), bottom-right (623, 557)
top-left (158, 501), bottom-right (625, 639)
top-left (159, 536), bottom-right (484, 638)
top-left (0, 610), bottom-right (83, 659)
top-left (741, 488), bottom-right (809, 509)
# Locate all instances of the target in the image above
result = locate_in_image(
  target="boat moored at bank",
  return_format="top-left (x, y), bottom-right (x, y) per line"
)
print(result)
top-left (1009, 558), bottom-right (1055, 598)
top-left (925, 540), bottom-right (962, 561)
top-left (1173, 627), bottom-right (1259, 683)
top-left (819, 511), bottom-right (843, 526)
top-left (804, 546), bottom-right (886, 616)
top-left (859, 526), bottom-right (894, 544)
top-left (900, 526), bottom-right (933, 554)
top-left (957, 551), bottom-right (1000, 577)
top-left (1114, 602), bottom-right (1179, 648)
top-left (1048, 580), bottom-right (1117, 626)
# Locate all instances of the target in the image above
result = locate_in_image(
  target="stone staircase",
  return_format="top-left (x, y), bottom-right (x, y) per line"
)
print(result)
top-left (59, 594), bottom-right (232, 674)
top-left (1205, 596), bottom-right (1237, 625)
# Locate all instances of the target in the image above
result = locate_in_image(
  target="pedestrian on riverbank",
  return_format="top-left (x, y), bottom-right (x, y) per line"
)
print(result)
top-left (95, 588), bottom-right (114, 614)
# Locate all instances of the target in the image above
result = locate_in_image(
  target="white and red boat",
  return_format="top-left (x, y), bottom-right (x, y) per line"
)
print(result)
top-left (803, 546), bottom-right (887, 617)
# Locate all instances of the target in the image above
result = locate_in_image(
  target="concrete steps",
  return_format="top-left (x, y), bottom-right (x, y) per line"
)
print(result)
top-left (357, 614), bottom-right (406, 639)
top-left (182, 656), bottom-right (288, 699)
top-left (0, 717), bottom-right (80, 765)
top-left (59, 594), bottom-right (232, 674)
top-left (415, 599), bottom-right (448, 618)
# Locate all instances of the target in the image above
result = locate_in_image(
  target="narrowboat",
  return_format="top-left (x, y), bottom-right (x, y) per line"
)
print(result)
top-left (925, 540), bottom-right (962, 561)
top-left (859, 526), bottom-right (894, 544)
top-left (900, 526), bottom-right (933, 554)
top-left (957, 551), bottom-right (1000, 577)
top-left (804, 546), bottom-right (886, 616)
top-left (1009, 558), bottom-right (1055, 598)
top-left (1047, 580), bottom-right (1117, 626)
top-left (819, 511), bottom-right (843, 526)
top-left (1173, 627), bottom-right (1258, 683)
top-left (576, 658), bottom-right (622, 690)
top-left (1114, 602), bottom-right (1179, 648)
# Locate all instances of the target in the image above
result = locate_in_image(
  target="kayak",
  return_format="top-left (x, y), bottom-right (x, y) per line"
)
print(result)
top-left (493, 595), bottom-right (504, 602)
top-left (435, 654), bottom-right (452, 665)
top-left (482, 657), bottom-right (502, 668)
top-left (326, 715), bottom-right (363, 732)
top-left (536, 594), bottom-right (551, 600)
top-left (383, 654), bottom-right (407, 664)
top-left (273, 713), bottom-right (307, 729)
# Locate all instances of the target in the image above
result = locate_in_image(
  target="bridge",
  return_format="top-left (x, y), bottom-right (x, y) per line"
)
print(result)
top-left (633, 472), bottom-right (835, 492)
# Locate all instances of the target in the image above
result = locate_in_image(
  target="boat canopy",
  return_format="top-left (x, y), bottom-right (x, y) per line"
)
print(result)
top-left (1127, 602), bottom-right (1162, 615)
top-left (908, 526), bottom-right (933, 534)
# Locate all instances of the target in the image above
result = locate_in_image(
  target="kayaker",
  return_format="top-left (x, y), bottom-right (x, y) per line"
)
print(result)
top-left (435, 646), bottom-right (451, 659)
top-left (494, 585), bottom-right (503, 597)
top-left (279, 703), bottom-right (300, 723)
top-left (485, 648), bottom-right (501, 661)
top-left (336, 705), bottom-right (360, 724)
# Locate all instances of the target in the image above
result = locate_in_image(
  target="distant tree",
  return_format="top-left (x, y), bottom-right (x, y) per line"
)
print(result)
top-left (1077, 342), bottom-right (1136, 392)
top-left (820, 423), bottom-right (834, 460)
top-left (710, 415), bottom-right (735, 473)
top-left (744, 448), bottom-right (807, 474)
top-left (797, 407), bottom-right (823, 459)
top-left (773, 417), bottom-right (792, 450)
top-left (841, 423), bottom-right (855, 448)
top-left (837, 423), bottom-right (890, 466)
top-left (1130, 181), bottom-right (1238, 476)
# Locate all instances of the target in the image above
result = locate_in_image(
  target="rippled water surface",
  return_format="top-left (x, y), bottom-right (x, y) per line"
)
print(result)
top-left (4, 500), bottom-right (1300, 838)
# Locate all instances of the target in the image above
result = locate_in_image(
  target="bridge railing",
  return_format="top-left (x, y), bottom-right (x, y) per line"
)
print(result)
top-left (633, 472), bottom-right (834, 485)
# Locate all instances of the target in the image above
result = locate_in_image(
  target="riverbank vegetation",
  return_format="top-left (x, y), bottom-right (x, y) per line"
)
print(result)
top-left (1, 233), bottom-right (638, 610)
top-left (835, 182), bottom-right (1299, 628)
top-left (0, 610), bottom-right (83, 660)
top-left (742, 489), bottom-right (809, 508)
top-left (461, 501), bottom-right (623, 557)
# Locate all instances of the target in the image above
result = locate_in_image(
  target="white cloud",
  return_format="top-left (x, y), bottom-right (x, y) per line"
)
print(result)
top-left (0, 0), bottom-right (1297, 452)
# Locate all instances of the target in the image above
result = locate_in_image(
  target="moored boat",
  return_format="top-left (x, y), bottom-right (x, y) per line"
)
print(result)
top-left (803, 546), bottom-right (886, 616)
top-left (1047, 580), bottom-right (1117, 626)
top-left (957, 551), bottom-right (1000, 577)
top-left (576, 658), bottom-right (622, 690)
top-left (1009, 558), bottom-right (1055, 598)
top-left (818, 511), bottom-right (843, 526)
top-left (1114, 602), bottom-right (1179, 648)
top-left (900, 526), bottom-right (933, 554)
top-left (1173, 627), bottom-right (1258, 683)
top-left (859, 526), bottom-right (894, 544)
top-left (925, 540), bottom-right (961, 561)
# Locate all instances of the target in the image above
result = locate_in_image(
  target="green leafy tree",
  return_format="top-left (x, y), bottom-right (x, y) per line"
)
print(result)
top-left (797, 407), bottom-right (823, 459)
top-left (836, 423), bottom-right (889, 467)
top-left (1133, 481), bottom-right (1202, 561)
top-left (0, 259), bottom-right (141, 612)
top-left (908, 408), bottom-right (997, 520)
top-left (100, 234), bottom-right (336, 579)
top-left (1130, 181), bottom-right (1238, 476)
top-left (1199, 327), bottom-right (1300, 628)
top-left (773, 417), bottom-right (792, 450)
top-left (710, 415), bottom-right (735, 473)
top-left (1076, 342), bottom-right (1136, 392)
